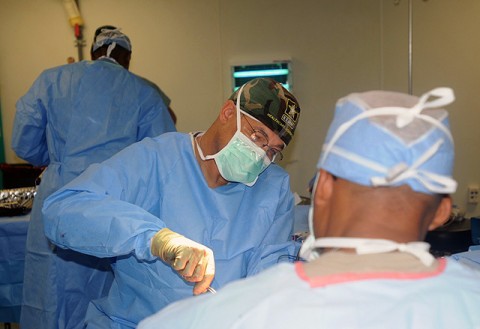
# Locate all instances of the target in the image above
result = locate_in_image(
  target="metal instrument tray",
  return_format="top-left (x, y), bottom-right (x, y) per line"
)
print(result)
top-left (0, 186), bottom-right (36, 217)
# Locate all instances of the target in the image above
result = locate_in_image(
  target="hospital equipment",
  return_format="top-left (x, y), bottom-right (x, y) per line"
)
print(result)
top-left (0, 186), bottom-right (36, 216)
top-left (62, 0), bottom-right (85, 61)
top-left (62, 0), bottom-right (83, 27)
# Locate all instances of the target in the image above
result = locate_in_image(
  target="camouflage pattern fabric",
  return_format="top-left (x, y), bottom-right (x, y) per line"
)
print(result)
top-left (229, 78), bottom-right (301, 145)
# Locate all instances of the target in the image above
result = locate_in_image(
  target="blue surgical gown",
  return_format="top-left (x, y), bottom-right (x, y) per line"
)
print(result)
top-left (138, 257), bottom-right (480, 329)
top-left (11, 59), bottom-right (176, 329)
top-left (43, 132), bottom-right (298, 328)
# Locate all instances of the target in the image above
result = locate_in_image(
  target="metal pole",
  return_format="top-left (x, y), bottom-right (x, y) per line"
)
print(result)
top-left (75, 31), bottom-right (84, 61)
top-left (408, 0), bottom-right (413, 94)
top-left (74, 0), bottom-right (84, 61)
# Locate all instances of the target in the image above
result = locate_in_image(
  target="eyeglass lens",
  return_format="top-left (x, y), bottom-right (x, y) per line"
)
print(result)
top-left (243, 115), bottom-right (283, 162)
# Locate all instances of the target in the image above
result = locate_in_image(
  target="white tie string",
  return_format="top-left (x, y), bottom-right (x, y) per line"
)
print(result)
top-left (396, 87), bottom-right (455, 128)
top-left (312, 238), bottom-right (435, 266)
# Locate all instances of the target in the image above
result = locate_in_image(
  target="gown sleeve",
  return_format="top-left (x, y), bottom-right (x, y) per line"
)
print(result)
top-left (43, 138), bottom-right (167, 261)
top-left (11, 72), bottom-right (50, 166)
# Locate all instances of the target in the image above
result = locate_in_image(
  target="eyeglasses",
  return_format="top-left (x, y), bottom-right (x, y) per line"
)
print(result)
top-left (243, 115), bottom-right (284, 162)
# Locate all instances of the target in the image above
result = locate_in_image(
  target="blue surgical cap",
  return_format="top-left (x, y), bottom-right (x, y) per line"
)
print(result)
top-left (92, 28), bottom-right (132, 52)
top-left (318, 87), bottom-right (457, 195)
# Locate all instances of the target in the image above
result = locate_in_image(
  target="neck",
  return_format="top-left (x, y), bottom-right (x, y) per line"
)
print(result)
top-left (323, 182), bottom-right (429, 243)
top-left (326, 205), bottom-right (426, 243)
top-left (194, 134), bottom-right (228, 188)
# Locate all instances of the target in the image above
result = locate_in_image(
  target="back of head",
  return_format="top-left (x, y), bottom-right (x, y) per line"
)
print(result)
top-left (299, 88), bottom-right (458, 263)
top-left (228, 78), bottom-right (301, 146)
top-left (94, 25), bottom-right (117, 39)
top-left (90, 25), bottom-right (132, 69)
top-left (318, 87), bottom-right (457, 196)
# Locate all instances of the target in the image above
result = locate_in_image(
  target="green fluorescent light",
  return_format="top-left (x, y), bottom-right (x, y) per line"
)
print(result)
top-left (234, 83), bottom-right (289, 91)
top-left (233, 69), bottom-right (289, 78)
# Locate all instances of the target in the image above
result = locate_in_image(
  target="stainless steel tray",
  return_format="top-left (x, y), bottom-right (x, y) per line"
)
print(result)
top-left (0, 186), bottom-right (36, 216)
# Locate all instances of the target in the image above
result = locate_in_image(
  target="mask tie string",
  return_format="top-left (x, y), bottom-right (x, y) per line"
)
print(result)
top-left (312, 237), bottom-right (435, 266)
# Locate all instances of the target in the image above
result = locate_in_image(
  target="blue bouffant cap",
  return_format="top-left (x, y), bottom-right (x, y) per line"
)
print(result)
top-left (318, 88), bottom-right (457, 195)
top-left (92, 27), bottom-right (131, 52)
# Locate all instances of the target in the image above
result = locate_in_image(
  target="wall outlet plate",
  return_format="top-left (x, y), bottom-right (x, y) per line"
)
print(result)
top-left (468, 185), bottom-right (479, 204)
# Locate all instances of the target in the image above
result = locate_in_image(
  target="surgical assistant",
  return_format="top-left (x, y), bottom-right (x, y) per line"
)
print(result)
top-left (12, 28), bottom-right (176, 329)
top-left (42, 78), bottom-right (302, 328)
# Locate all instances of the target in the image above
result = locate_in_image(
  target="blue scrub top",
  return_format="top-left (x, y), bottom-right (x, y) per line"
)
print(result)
top-left (43, 132), bottom-right (298, 328)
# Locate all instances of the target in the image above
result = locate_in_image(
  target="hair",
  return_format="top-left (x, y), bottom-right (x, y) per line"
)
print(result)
top-left (91, 45), bottom-right (131, 69)
top-left (341, 179), bottom-right (446, 226)
top-left (94, 25), bottom-right (117, 38)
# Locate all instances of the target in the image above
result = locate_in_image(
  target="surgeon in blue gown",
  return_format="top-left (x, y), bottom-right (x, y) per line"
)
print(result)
top-left (42, 78), bottom-right (302, 328)
top-left (11, 28), bottom-right (175, 329)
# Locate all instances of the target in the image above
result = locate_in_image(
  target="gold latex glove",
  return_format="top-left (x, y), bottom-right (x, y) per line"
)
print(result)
top-left (151, 228), bottom-right (215, 295)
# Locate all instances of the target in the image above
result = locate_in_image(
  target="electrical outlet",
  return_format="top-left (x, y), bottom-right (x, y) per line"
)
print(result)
top-left (468, 185), bottom-right (479, 204)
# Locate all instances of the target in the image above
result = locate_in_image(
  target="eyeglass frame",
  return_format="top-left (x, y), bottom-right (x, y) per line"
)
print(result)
top-left (241, 113), bottom-right (284, 162)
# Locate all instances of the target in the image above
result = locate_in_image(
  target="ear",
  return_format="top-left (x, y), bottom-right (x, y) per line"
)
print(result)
top-left (313, 169), bottom-right (334, 207)
top-left (428, 195), bottom-right (452, 231)
top-left (219, 100), bottom-right (236, 123)
top-left (124, 53), bottom-right (132, 69)
top-left (312, 169), bottom-right (335, 238)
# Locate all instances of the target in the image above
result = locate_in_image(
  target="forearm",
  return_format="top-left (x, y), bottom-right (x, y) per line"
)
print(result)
top-left (43, 187), bottom-right (164, 260)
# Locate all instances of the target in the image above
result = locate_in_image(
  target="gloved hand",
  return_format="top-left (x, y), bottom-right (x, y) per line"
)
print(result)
top-left (151, 228), bottom-right (215, 295)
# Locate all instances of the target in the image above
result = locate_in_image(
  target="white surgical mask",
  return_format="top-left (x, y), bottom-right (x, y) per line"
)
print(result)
top-left (298, 174), bottom-right (435, 266)
top-left (196, 85), bottom-right (271, 186)
top-left (301, 236), bottom-right (435, 266)
top-left (299, 173), bottom-right (320, 261)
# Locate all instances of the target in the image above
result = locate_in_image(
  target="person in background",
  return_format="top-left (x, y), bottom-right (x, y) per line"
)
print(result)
top-left (91, 25), bottom-right (177, 125)
top-left (12, 27), bottom-right (175, 329)
top-left (42, 78), bottom-right (301, 328)
top-left (137, 87), bottom-right (480, 329)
